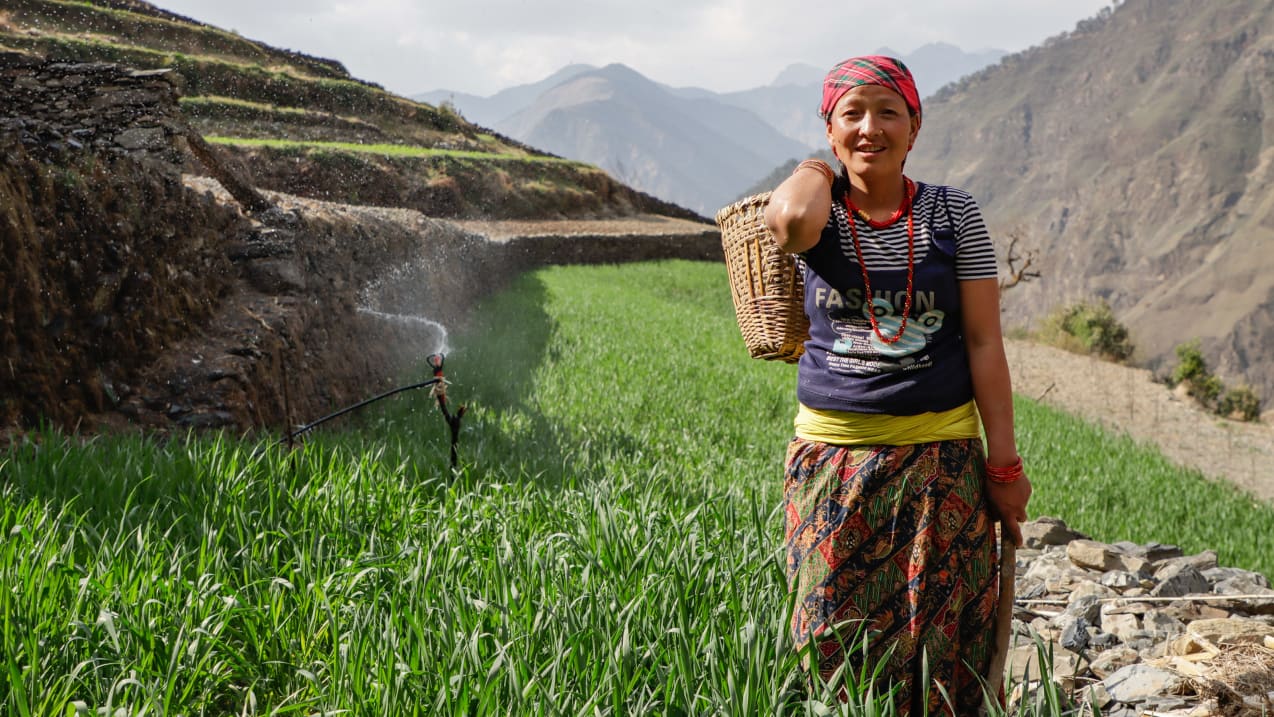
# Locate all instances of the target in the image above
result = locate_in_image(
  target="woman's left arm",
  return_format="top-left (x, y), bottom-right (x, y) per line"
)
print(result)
top-left (960, 278), bottom-right (1032, 546)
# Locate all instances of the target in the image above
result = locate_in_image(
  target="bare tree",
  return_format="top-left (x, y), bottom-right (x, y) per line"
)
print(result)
top-left (998, 229), bottom-right (1041, 292)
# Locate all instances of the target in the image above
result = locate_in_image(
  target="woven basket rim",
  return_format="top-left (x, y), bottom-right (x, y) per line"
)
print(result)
top-left (715, 191), bottom-right (771, 226)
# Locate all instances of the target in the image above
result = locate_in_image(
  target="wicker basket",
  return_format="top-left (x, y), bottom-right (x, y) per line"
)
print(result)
top-left (716, 192), bottom-right (809, 363)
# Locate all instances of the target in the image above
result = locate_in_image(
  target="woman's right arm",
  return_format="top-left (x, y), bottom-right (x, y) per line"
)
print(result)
top-left (764, 162), bottom-right (833, 254)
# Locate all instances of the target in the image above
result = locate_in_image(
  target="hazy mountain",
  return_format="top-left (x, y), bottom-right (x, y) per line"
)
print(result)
top-left (416, 44), bottom-right (1003, 213)
top-left (712, 43), bottom-right (1008, 151)
top-left (414, 64), bottom-right (596, 128)
top-left (771, 63), bottom-right (823, 87)
top-left (902, 43), bottom-right (1008, 98)
top-left (905, 0), bottom-right (1274, 402)
top-left (493, 63), bottom-right (809, 216)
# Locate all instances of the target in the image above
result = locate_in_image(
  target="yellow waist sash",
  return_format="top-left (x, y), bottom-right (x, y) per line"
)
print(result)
top-left (794, 400), bottom-right (981, 446)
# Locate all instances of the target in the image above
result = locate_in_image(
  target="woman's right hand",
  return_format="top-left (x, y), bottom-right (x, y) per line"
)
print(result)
top-left (764, 161), bottom-right (834, 254)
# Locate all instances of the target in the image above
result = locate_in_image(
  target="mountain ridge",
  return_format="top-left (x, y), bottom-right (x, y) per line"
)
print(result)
top-left (415, 63), bottom-right (598, 128)
top-left (419, 43), bottom-right (1006, 215)
top-left (905, 0), bottom-right (1274, 405)
top-left (493, 63), bottom-right (809, 215)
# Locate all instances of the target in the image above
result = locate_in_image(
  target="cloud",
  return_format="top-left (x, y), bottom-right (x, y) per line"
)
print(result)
top-left (148, 0), bottom-right (1115, 96)
top-left (406, 0), bottom-right (706, 36)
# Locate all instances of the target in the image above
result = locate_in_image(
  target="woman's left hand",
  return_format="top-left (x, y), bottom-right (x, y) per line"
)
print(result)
top-left (986, 475), bottom-right (1032, 547)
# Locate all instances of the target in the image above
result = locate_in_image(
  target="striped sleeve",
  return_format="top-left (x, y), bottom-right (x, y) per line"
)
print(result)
top-left (947, 188), bottom-right (999, 281)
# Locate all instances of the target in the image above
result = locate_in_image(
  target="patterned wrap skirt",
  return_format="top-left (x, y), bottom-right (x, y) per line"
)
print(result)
top-left (784, 437), bottom-right (999, 714)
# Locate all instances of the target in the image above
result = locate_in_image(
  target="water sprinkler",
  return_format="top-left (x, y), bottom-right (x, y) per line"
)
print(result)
top-left (281, 352), bottom-right (466, 469)
top-left (426, 352), bottom-right (445, 374)
top-left (427, 352), bottom-right (466, 469)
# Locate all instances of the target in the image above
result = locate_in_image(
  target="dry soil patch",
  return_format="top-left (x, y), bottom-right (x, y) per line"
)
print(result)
top-left (1005, 339), bottom-right (1274, 503)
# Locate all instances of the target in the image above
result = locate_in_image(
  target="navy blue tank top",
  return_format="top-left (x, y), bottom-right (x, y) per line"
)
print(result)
top-left (796, 180), bottom-right (974, 415)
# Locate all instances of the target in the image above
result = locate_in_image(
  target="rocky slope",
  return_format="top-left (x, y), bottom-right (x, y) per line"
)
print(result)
top-left (904, 0), bottom-right (1274, 406)
top-left (1005, 339), bottom-right (1274, 502)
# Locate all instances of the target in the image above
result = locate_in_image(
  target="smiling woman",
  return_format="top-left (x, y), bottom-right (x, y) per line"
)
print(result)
top-left (762, 55), bottom-right (1027, 714)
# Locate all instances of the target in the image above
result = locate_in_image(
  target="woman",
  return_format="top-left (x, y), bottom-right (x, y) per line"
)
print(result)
top-left (763, 56), bottom-right (1031, 714)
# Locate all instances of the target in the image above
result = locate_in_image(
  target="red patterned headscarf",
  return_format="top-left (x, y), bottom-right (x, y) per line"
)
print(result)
top-left (819, 55), bottom-right (921, 128)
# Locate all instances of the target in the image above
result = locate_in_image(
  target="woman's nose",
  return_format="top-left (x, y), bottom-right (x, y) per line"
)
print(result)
top-left (859, 112), bottom-right (879, 136)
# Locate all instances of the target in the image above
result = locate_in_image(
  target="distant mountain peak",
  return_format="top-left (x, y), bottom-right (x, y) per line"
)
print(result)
top-left (421, 45), bottom-right (1006, 213)
top-left (771, 63), bottom-right (823, 87)
top-left (494, 64), bottom-right (808, 215)
top-left (592, 63), bottom-right (649, 82)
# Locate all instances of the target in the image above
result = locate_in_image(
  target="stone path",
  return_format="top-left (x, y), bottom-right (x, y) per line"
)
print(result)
top-left (453, 215), bottom-right (717, 243)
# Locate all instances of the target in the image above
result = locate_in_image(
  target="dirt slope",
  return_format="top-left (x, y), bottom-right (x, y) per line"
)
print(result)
top-left (1006, 339), bottom-right (1274, 502)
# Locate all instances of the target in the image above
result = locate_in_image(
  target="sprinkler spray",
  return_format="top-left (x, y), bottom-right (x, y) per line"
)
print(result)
top-left (281, 352), bottom-right (466, 469)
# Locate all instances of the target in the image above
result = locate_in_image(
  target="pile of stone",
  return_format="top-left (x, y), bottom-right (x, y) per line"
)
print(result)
top-left (1010, 517), bottom-right (1274, 716)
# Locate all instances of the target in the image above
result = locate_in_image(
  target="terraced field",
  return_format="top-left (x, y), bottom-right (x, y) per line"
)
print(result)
top-left (0, 0), bottom-right (704, 220)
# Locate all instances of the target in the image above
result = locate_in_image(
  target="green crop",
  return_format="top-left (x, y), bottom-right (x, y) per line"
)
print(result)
top-left (4, 260), bottom-right (1270, 715)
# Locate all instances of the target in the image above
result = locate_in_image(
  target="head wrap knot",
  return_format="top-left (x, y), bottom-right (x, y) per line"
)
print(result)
top-left (819, 55), bottom-right (921, 128)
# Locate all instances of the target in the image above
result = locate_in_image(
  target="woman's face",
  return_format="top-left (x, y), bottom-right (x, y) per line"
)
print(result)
top-left (825, 84), bottom-right (919, 181)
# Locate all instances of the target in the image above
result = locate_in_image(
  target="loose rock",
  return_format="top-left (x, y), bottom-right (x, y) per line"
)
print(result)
top-left (1007, 517), bottom-right (1274, 715)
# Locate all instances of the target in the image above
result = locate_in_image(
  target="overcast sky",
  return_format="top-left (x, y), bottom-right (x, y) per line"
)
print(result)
top-left (148, 0), bottom-right (1115, 97)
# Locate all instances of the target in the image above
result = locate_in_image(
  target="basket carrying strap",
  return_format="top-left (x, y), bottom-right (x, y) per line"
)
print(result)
top-left (930, 183), bottom-right (951, 234)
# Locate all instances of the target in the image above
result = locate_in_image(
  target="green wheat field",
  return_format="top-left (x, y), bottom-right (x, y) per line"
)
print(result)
top-left (4, 260), bottom-right (1272, 716)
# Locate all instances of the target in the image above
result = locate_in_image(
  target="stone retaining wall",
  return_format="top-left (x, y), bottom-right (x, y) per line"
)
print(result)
top-left (0, 50), bottom-right (185, 164)
top-left (0, 52), bottom-right (722, 434)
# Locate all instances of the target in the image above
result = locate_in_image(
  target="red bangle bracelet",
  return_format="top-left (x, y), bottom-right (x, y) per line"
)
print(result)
top-left (794, 159), bottom-right (835, 187)
top-left (986, 456), bottom-right (1024, 484)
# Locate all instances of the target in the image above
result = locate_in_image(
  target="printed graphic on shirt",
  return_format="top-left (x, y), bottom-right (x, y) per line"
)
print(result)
top-left (812, 286), bottom-right (938, 315)
top-left (828, 297), bottom-right (945, 376)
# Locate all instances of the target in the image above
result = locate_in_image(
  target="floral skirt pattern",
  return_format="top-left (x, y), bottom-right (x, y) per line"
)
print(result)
top-left (783, 437), bottom-right (999, 715)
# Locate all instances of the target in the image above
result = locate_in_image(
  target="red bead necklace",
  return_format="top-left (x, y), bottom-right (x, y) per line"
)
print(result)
top-left (844, 177), bottom-right (916, 345)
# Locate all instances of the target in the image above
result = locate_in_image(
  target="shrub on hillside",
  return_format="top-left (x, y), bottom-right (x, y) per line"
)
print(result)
top-left (436, 100), bottom-right (467, 133)
top-left (1170, 340), bottom-right (1223, 407)
top-left (1038, 299), bottom-right (1134, 362)
top-left (1169, 340), bottom-right (1262, 421)
top-left (1218, 385), bottom-right (1262, 422)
